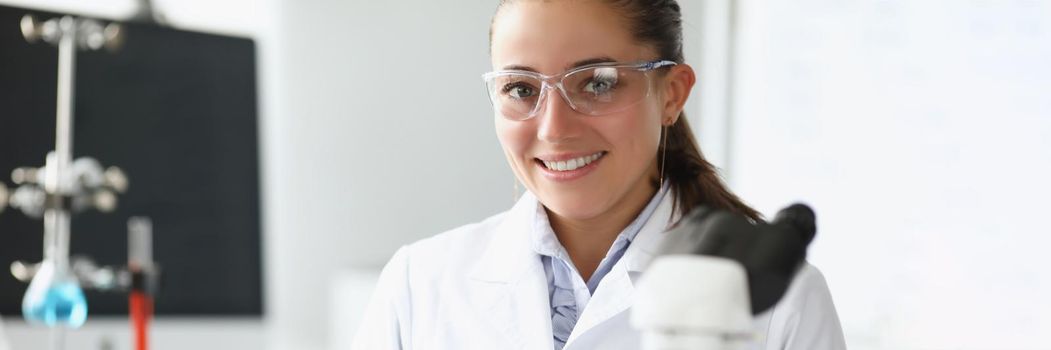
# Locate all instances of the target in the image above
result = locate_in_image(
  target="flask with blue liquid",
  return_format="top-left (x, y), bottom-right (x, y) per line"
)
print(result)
top-left (22, 260), bottom-right (87, 328)
top-left (22, 210), bottom-right (88, 328)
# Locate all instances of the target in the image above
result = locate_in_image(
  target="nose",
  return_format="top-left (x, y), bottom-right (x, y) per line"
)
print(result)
top-left (536, 84), bottom-right (583, 144)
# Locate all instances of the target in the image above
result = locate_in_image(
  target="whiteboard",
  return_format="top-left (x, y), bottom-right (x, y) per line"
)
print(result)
top-left (731, 1), bottom-right (1051, 349)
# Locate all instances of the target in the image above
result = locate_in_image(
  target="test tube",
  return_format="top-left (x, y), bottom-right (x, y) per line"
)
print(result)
top-left (128, 217), bottom-right (152, 270)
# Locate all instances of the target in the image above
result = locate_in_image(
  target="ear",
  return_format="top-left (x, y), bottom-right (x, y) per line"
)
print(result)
top-left (660, 63), bottom-right (696, 125)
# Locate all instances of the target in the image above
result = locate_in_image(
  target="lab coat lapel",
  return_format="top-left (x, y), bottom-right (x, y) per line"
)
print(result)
top-left (564, 191), bottom-right (681, 348)
top-left (467, 192), bottom-right (553, 350)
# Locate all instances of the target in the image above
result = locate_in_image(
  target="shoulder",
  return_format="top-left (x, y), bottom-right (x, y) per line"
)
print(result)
top-left (754, 262), bottom-right (848, 350)
top-left (785, 263), bottom-right (835, 307)
top-left (385, 209), bottom-right (512, 286)
top-left (353, 209), bottom-right (520, 349)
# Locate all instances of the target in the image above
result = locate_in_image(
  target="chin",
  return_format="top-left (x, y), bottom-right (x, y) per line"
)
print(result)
top-left (535, 189), bottom-right (611, 221)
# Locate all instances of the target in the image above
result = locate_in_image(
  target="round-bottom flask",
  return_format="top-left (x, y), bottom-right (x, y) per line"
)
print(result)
top-left (22, 259), bottom-right (87, 328)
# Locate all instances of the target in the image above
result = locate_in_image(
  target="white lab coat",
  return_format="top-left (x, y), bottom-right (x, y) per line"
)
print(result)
top-left (352, 191), bottom-right (847, 350)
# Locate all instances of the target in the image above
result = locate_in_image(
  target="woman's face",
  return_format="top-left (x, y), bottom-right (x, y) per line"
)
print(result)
top-left (490, 0), bottom-right (669, 221)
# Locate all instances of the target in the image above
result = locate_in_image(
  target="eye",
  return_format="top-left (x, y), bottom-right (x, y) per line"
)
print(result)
top-left (583, 68), bottom-right (619, 95)
top-left (502, 82), bottom-right (538, 99)
top-left (584, 79), bottom-right (616, 94)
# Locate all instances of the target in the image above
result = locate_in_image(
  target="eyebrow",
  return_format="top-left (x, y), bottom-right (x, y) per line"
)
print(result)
top-left (502, 56), bottom-right (618, 73)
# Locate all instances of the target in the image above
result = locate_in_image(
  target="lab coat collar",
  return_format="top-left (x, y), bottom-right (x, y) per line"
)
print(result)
top-left (624, 185), bottom-right (680, 274)
top-left (466, 189), bottom-right (682, 350)
top-left (564, 187), bottom-right (681, 347)
top-left (468, 191), bottom-right (541, 284)
top-left (467, 192), bottom-right (553, 350)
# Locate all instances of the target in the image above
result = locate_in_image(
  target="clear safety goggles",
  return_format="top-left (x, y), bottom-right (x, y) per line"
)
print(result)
top-left (482, 60), bottom-right (677, 121)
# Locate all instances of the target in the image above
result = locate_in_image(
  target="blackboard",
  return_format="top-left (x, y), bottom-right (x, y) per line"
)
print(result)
top-left (0, 5), bottom-right (262, 316)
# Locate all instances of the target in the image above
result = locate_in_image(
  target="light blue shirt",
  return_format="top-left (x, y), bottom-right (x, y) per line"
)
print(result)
top-left (530, 185), bottom-right (669, 350)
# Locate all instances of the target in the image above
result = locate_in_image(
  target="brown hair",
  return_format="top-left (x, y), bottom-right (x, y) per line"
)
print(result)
top-left (493, 0), bottom-right (761, 221)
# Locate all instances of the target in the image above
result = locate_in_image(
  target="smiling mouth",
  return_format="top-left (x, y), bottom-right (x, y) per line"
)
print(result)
top-left (536, 151), bottom-right (607, 172)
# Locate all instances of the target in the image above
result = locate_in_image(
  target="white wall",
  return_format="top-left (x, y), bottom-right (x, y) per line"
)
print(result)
top-left (732, 0), bottom-right (1051, 349)
top-left (684, 0), bottom-right (736, 171)
top-left (273, 1), bottom-right (509, 349)
top-left (0, 0), bottom-right (266, 36)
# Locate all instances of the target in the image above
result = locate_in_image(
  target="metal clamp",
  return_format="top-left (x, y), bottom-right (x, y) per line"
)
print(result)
top-left (0, 185), bottom-right (7, 214)
top-left (11, 217), bottom-right (158, 294)
top-left (21, 15), bottom-right (124, 52)
top-left (6, 157), bottom-right (128, 218)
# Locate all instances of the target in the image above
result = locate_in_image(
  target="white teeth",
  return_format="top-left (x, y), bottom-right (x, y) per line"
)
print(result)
top-left (541, 152), bottom-right (604, 172)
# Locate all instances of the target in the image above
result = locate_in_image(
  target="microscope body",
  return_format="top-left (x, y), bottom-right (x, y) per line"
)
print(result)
top-left (632, 204), bottom-right (817, 350)
top-left (634, 255), bottom-right (754, 350)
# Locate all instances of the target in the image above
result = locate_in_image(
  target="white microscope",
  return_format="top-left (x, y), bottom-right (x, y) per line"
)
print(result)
top-left (633, 204), bottom-right (817, 350)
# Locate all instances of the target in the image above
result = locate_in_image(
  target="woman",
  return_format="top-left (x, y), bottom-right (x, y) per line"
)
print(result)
top-left (352, 1), bottom-right (846, 349)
